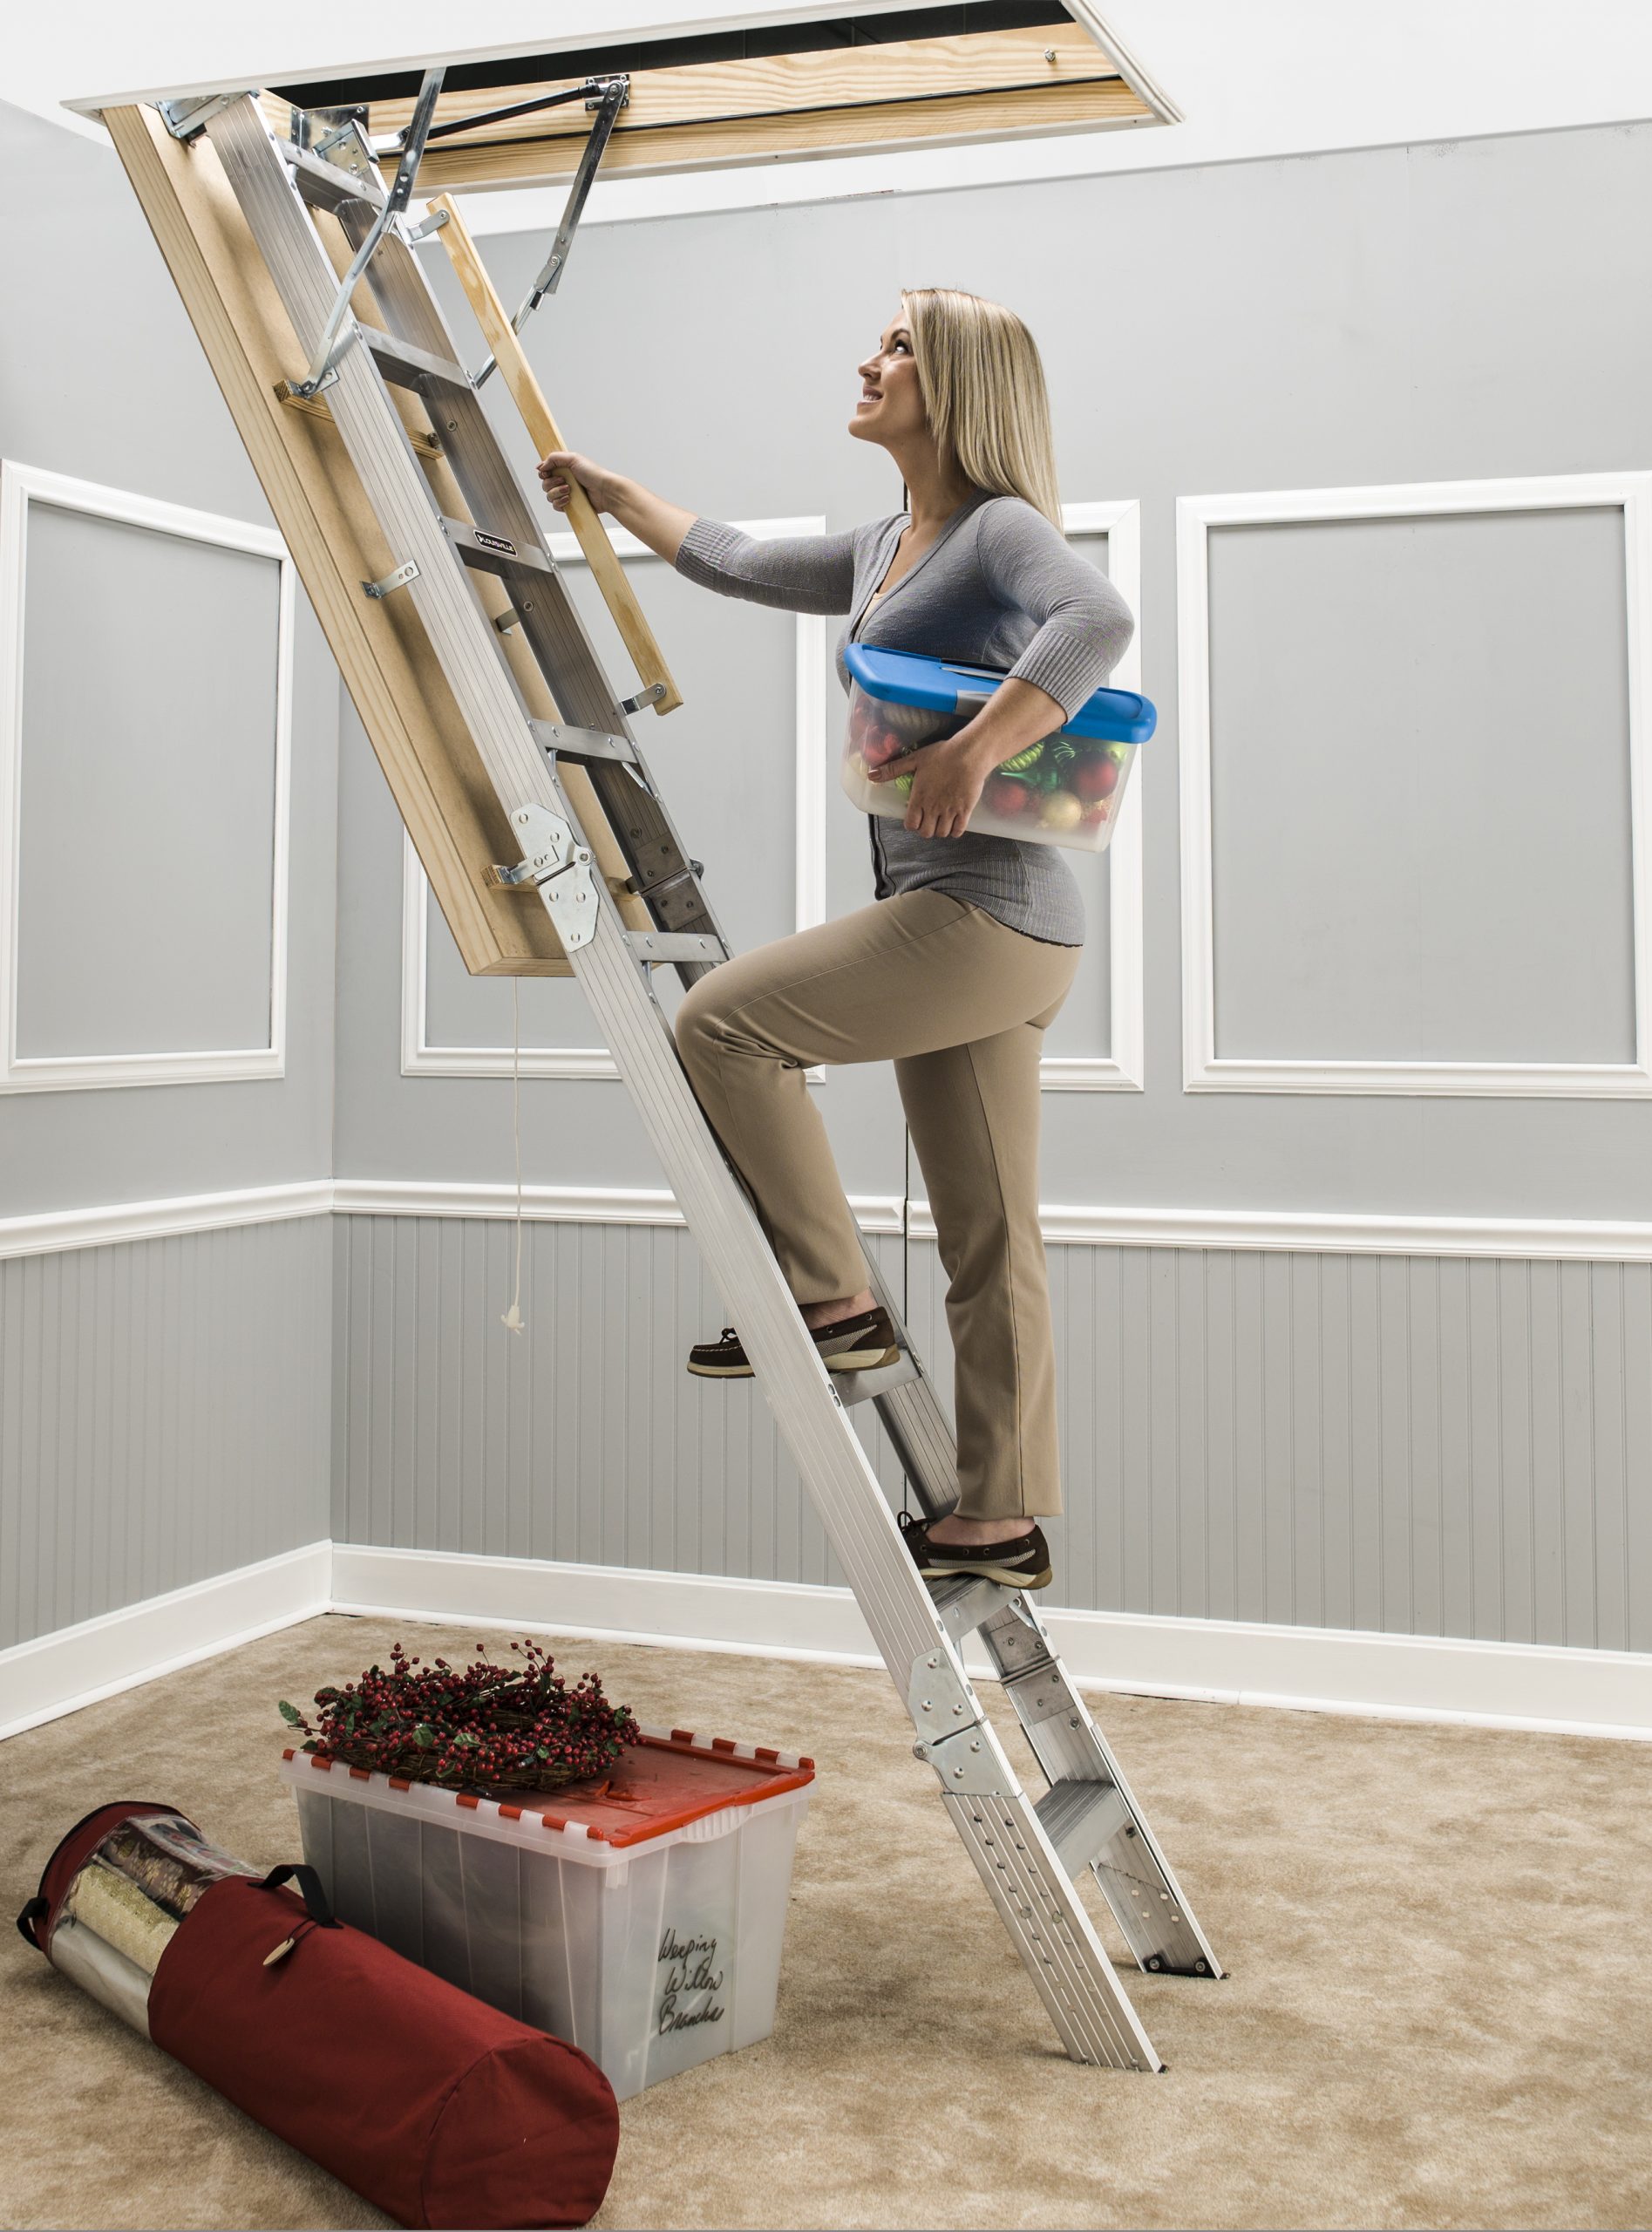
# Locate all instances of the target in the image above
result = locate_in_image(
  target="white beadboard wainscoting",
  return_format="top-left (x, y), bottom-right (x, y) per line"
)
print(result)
top-left (3, 1179), bottom-right (1651, 1740)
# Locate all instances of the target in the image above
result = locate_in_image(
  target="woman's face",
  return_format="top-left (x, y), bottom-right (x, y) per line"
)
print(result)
top-left (850, 310), bottom-right (926, 449)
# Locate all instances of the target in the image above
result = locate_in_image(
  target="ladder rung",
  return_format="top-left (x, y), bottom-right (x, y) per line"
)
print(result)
top-left (281, 139), bottom-right (381, 215)
top-left (833, 1352), bottom-right (922, 1405)
top-left (928, 1571), bottom-right (1019, 1645)
top-left (362, 327), bottom-right (472, 392)
top-left (626, 930), bottom-right (727, 964)
top-left (442, 517), bottom-right (554, 579)
top-left (1034, 1781), bottom-right (1132, 1880)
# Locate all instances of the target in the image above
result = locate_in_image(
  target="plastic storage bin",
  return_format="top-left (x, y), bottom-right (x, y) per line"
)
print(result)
top-left (282, 1725), bottom-right (814, 2102)
top-left (842, 643), bottom-right (1155, 854)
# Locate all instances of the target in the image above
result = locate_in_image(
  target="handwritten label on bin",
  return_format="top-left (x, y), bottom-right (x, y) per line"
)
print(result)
top-left (657, 1926), bottom-right (726, 2035)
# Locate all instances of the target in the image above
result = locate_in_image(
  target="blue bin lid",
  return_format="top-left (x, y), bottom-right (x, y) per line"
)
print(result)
top-left (846, 643), bottom-right (1156, 744)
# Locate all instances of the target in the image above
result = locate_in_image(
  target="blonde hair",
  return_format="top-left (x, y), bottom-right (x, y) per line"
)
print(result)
top-left (900, 287), bottom-right (1063, 528)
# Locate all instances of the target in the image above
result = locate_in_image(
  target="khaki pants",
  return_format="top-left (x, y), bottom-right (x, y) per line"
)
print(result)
top-left (673, 889), bottom-right (1079, 1521)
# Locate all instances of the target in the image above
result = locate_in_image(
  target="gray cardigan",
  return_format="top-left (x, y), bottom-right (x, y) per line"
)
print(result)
top-left (673, 489), bottom-right (1135, 945)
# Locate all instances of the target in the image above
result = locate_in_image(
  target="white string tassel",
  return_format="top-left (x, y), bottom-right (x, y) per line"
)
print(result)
top-left (500, 978), bottom-right (526, 1334)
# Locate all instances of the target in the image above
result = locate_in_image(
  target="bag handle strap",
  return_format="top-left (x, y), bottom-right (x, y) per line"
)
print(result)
top-left (255, 1863), bottom-right (339, 1928)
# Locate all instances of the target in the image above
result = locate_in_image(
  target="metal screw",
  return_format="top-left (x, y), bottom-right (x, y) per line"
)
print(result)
top-left (920, 1699), bottom-right (932, 1712)
top-left (1045, 46), bottom-right (1057, 61)
top-left (952, 1766), bottom-right (965, 1779)
top-left (1069, 1715), bottom-right (1080, 1728)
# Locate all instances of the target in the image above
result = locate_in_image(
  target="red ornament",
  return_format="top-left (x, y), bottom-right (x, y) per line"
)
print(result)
top-left (1073, 755), bottom-right (1120, 801)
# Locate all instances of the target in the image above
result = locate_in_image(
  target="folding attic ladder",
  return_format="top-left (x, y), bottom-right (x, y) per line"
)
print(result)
top-left (120, 79), bottom-right (1221, 2073)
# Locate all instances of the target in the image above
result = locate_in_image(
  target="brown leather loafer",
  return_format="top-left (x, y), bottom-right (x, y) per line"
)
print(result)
top-left (687, 1303), bottom-right (901, 1378)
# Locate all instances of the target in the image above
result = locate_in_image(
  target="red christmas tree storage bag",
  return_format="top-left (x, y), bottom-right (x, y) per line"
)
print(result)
top-left (19, 1805), bottom-right (619, 2230)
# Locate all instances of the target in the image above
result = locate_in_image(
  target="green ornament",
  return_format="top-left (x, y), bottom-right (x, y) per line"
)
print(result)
top-left (894, 772), bottom-right (914, 795)
top-left (998, 743), bottom-right (1044, 774)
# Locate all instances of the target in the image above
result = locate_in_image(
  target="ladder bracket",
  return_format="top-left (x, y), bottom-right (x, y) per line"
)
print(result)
top-left (289, 66), bottom-right (445, 398)
top-left (532, 719), bottom-right (637, 767)
top-left (401, 208), bottom-right (450, 247)
top-left (362, 559), bottom-right (419, 600)
top-left (158, 93), bottom-right (246, 141)
top-left (621, 683), bottom-right (668, 714)
top-left (500, 804), bottom-right (597, 949)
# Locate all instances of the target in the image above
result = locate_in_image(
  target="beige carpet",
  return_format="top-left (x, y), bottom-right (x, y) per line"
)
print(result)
top-left (3, 1612), bottom-right (1649, 2232)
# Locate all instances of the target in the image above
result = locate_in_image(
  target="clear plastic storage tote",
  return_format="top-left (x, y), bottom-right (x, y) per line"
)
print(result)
top-left (842, 643), bottom-right (1154, 854)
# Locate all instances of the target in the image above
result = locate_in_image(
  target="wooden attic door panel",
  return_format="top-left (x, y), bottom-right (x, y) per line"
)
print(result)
top-left (101, 99), bottom-right (573, 977)
top-left (352, 24), bottom-right (1149, 190)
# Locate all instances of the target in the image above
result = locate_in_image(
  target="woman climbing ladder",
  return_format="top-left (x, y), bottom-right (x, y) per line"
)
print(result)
top-left (538, 288), bottom-right (1133, 1594)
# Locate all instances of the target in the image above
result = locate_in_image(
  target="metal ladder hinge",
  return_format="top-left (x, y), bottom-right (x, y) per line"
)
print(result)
top-left (493, 803), bottom-right (597, 949)
top-left (159, 93), bottom-right (248, 141)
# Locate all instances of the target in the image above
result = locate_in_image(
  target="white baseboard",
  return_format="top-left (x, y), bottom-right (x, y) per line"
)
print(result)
top-left (0, 1541), bottom-right (333, 1739)
top-left (331, 1544), bottom-right (1652, 1743)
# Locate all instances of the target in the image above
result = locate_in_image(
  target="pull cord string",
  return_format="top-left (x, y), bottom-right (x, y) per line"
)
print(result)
top-left (500, 979), bottom-right (526, 1333)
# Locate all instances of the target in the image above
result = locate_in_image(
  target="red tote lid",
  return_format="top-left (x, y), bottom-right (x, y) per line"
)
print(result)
top-left (286, 1727), bottom-right (814, 1849)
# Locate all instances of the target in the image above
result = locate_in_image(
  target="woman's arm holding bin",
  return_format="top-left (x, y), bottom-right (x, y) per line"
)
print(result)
top-left (976, 498), bottom-right (1136, 719)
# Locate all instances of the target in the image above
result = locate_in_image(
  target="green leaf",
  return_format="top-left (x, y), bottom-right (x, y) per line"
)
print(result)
top-left (277, 1700), bottom-right (303, 1725)
top-left (412, 1724), bottom-right (436, 1749)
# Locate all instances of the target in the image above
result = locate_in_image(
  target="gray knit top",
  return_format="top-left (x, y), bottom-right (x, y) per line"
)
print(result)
top-left (673, 489), bottom-right (1135, 945)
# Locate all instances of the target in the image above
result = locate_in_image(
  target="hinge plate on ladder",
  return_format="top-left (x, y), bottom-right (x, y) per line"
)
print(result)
top-left (908, 1645), bottom-right (1010, 1793)
top-left (496, 803), bottom-right (596, 949)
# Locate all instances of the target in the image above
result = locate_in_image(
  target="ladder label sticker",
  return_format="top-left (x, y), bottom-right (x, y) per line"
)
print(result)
top-left (472, 530), bottom-right (518, 556)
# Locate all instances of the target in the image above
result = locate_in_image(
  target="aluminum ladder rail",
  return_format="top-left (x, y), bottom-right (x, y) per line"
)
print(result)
top-left (199, 91), bottom-right (1221, 2068)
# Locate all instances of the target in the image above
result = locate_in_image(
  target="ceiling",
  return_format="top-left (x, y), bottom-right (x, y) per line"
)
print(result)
top-left (10, 0), bottom-right (1652, 233)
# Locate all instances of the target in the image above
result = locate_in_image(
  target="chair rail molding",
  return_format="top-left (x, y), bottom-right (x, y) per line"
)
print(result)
top-left (1177, 470), bottom-right (1652, 1096)
top-left (0, 459), bottom-right (293, 1093)
top-left (400, 514), bottom-right (831, 1082)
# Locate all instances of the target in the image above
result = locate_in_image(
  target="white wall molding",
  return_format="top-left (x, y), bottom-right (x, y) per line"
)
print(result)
top-left (332, 1175), bottom-right (908, 1235)
top-left (1178, 469), bottom-right (1652, 1097)
top-left (400, 515), bottom-right (832, 1082)
top-left (331, 1544), bottom-right (1652, 1743)
top-left (0, 1179), bottom-right (333, 1262)
top-left (0, 1540), bottom-right (331, 1739)
top-left (1054, 500), bottom-right (1145, 1092)
top-left (0, 460), bottom-right (294, 1094)
top-left (16, 1175), bottom-right (1652, 1264)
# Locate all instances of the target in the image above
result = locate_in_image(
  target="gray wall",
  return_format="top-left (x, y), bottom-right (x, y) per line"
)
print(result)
top-left (9, 105), bottom-right (1652, 1659)
top-left (0, 98), bottom-right (339, 1215)
top-left (0, 99), bottom-right (339, 1650)
top-left (326, 116), bottom-right (1652, 1645)
top-left (334, 117), bottom-right (1652, 1221)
